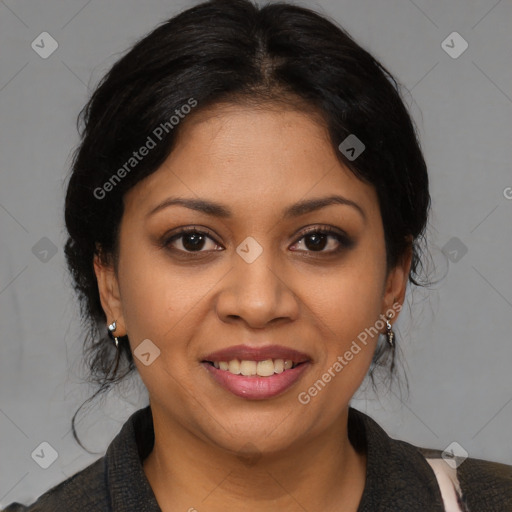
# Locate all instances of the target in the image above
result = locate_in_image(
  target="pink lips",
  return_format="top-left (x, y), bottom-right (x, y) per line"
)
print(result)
top-left (201, 344), bottom-right (312, 400)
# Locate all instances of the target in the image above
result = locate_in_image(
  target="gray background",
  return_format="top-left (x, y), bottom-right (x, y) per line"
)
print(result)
top-left (1, 0), bottom-right (511, 506)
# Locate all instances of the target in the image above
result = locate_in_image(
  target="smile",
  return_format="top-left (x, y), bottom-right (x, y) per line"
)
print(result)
top-left (202, 360), bottom-right (311, 400)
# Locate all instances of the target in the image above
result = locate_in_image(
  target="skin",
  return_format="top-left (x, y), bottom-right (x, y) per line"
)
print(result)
top-left (94, 103), bottom-right (411, 512)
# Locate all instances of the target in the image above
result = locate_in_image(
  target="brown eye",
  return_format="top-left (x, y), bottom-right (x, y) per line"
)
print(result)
top-left (303, 232), bottom-right (329, 251)
top-left (290, 227), bottom-right (354, 254)
top-left (181, 232), bottom-right (207, 251)
top-left (164, 228), bottom-right (221, 253)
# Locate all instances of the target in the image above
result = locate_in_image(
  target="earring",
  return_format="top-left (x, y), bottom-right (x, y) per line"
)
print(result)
top-left (385, 316), bottom-right (395, 348)
top-left (108, 321), bottom-right (119, 349)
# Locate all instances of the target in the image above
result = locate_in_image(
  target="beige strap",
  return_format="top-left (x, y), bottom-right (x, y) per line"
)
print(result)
top-left (426, 458), bottom-right (465, 511)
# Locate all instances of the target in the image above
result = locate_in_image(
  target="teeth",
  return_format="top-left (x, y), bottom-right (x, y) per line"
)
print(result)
top-left (256, 359), bottom-right (274, 377)
top-left (240, 360), bottom-right (257, 376)
top-left (211, 358), bottom-right (297, 377)
top-left (228, 359), bottom-right (241, 374)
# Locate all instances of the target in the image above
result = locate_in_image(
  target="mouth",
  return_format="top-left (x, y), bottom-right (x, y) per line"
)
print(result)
top-left (201, 344), bottom-right (311, 376)
top-left (200, 344), bottom-right (312, 400)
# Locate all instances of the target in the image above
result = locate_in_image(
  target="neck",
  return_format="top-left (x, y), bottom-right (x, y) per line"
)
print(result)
top-left (142, 406), bottom-right (366, 512)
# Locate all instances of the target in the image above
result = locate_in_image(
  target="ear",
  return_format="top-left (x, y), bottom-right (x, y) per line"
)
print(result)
top-left (381, 242), bottom-right (413, 320)
top-left (93, 252), bottom-right (126, 336)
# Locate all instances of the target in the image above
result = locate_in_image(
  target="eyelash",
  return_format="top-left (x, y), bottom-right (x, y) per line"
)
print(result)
top-left (161, 225), bottom-right (353, 257)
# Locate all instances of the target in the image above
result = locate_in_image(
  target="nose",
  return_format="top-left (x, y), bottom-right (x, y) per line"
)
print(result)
top-left (214, 245), bottom-right (299, 329)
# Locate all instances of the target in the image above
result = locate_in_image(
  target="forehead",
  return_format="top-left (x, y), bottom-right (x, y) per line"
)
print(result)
top-left (123, 104), bottom-right (379, 223)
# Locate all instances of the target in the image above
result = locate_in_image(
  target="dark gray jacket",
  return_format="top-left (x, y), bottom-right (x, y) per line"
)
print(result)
top-left (3, 406), bottom-right (512, 511)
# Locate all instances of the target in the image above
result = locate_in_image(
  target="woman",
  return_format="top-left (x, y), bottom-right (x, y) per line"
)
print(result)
top-left (3, 0), bottom-right (511, 510)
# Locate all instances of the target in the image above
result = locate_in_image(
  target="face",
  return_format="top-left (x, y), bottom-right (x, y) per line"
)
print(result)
top-left (95, 103), bottom-right (410, 456)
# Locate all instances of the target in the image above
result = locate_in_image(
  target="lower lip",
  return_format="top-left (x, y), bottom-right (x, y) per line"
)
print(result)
top-left (202, 362), bottom-right (311, 400)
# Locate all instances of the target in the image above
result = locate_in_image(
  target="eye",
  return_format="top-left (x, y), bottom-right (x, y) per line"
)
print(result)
top-left (164, 227), bottom-right (222, 253)
top-left (290, 226), bottom-right (353, 254)
top-left (162, 225), bottom-right (353, 256)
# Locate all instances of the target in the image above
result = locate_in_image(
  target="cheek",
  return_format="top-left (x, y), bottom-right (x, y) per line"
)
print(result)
top-left (320, 250), bottom-right (386, 338)
top-left (307, 271), bottom-right (384, 380)
top-left (116, 240), bottom-right (209, 346)
top-left (296, 260), bottom-right (386, 413)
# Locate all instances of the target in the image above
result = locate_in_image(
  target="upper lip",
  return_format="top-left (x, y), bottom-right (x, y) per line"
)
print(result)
top-left (202, 344), bottom-right (312, 364)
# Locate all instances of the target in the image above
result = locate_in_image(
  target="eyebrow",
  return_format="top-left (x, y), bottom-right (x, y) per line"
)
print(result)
top-left (146, 194), bottom-right (366, 221)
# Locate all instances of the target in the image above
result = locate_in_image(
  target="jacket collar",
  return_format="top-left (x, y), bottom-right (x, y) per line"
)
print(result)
top-left (349, 407), bottom-right (444, 511)
top-left (105, 405), bottom-right (160, 511)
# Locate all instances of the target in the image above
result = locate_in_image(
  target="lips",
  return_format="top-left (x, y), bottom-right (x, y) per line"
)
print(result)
top-left (200, 344), bottom-right (312, 399)
top-left (201, 344), bottom-right (311, 364)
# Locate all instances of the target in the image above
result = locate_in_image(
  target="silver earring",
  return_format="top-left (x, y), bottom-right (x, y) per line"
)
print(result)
top-left (385, 317), bottom-right (395, 348)
top-left (108, 321), bottom-right (119, 349)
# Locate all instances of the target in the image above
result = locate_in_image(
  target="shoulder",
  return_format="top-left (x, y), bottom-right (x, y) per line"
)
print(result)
top-left (350, 408), bottom-right (512, 510)
top-left (417, 447), bottom-right (512, 511)
top-left (1, 457), bottom-right (108, 512)
top-left (457, 455), bottom-right (512, 510)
